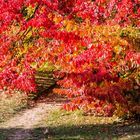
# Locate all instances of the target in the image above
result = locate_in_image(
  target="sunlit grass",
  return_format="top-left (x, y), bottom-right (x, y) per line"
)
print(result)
top-left (41, 109), bottom-right (140, 139)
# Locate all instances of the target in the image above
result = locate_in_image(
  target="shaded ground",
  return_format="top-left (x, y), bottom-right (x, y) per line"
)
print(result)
top-left (47, 124), bottom-right (140, 140)
top-left (0, 124), bottom-right (140, 140)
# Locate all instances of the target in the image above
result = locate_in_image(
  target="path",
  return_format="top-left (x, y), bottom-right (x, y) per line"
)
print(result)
top-left (0, 102), bottom-right (62, 140)
top-left (0, 71), bottom-right (65, 140)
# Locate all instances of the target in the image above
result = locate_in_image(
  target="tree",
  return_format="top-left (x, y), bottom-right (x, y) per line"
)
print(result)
top-left (0, 0), bottom-right (139, 116)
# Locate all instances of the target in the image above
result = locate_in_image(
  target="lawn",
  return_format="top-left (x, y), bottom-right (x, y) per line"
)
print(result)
top-left (43, 109), bottom-right (140, 140)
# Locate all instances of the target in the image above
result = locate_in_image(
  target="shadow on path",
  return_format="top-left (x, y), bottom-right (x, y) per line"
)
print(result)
top-left (0, 122), bottom-right (140, 140)
top-left (0, 127), bottom-right (46, 140)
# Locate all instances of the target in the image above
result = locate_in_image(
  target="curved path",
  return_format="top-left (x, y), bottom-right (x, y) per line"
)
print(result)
top-left (0, 102), bottom-right (62, 140)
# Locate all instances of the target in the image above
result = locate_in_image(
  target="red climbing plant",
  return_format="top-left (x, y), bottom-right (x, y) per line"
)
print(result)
top-left (0, 0), bottom-right (139, 116)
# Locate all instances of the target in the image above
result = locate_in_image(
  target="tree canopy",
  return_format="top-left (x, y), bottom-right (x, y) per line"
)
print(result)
top-left (0, 0), bottom-right (139, 116)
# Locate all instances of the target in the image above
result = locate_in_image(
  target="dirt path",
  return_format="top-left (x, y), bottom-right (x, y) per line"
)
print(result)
top-left (0, 102), bottom-right (62, 140)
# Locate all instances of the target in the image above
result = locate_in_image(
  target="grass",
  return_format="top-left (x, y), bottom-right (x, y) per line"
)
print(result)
top-left (0, 91), bottom-right (27, 123)
top-left (44, 109), bottom-right (140, 140)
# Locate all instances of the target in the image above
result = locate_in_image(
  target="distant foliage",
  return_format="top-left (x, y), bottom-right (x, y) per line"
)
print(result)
top-left (0, 0), bottom-right (139, 116)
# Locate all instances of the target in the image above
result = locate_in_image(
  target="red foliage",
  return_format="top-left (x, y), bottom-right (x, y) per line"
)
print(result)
top-left (0, 0), bottom-right (139, 116)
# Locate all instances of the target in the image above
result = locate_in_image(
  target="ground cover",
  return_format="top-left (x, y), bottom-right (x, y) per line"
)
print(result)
top-left (0, 92), bottom-right (140, 140)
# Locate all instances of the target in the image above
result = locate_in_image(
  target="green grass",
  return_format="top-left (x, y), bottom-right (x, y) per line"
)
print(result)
top-left (43, 109), bottom-right (140, 140)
